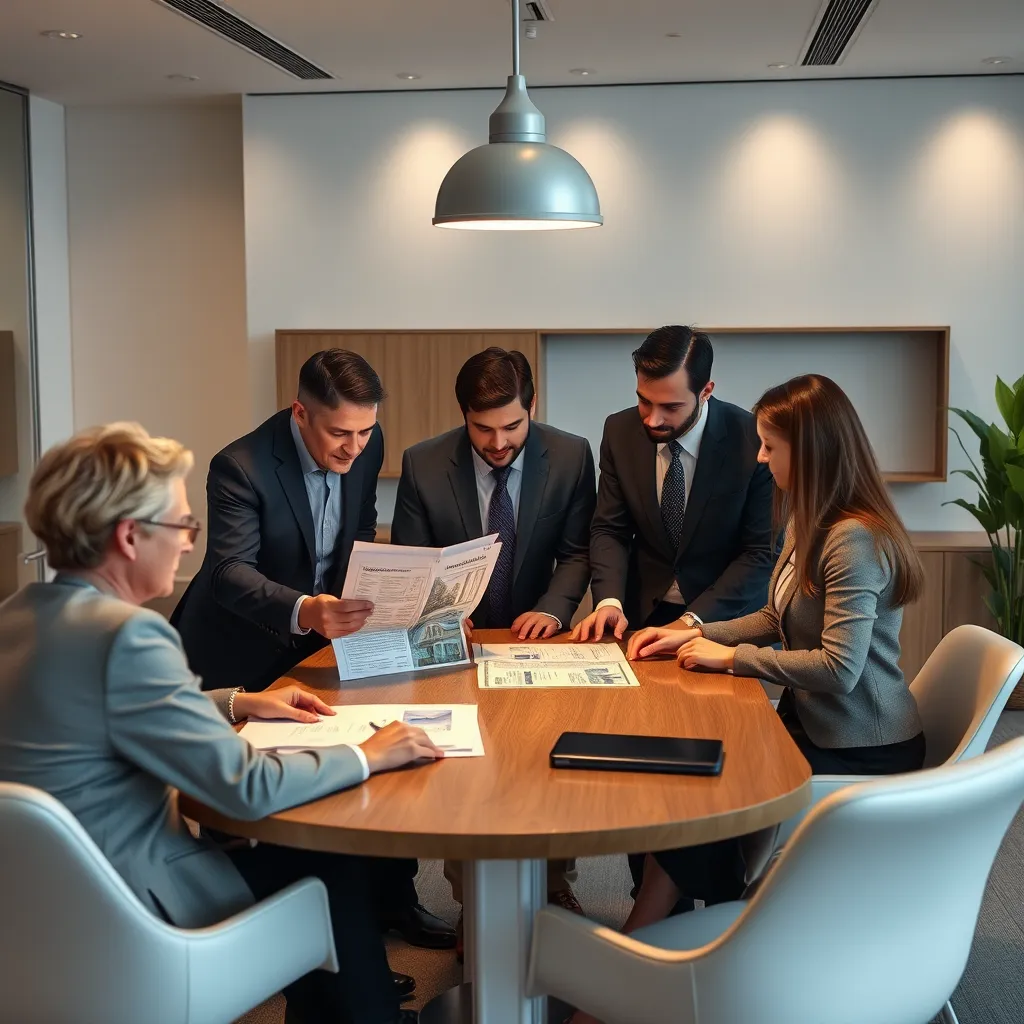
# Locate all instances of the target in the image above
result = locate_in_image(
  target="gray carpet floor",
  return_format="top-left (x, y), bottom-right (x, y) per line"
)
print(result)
top-left (239, 710), bottom-right (1024, 1023)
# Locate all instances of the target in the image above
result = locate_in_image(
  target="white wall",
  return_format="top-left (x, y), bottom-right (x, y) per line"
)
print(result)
top-left (244, 77), bottom-right (1024, 529)
top-left (65, 102), bottom-right (250, 575)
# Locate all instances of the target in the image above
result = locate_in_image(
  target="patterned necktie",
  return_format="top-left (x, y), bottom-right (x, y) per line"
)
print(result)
top-left (486, 464), bottom-right (517, 628)
top-left (660, 439), bottom-right (686, 550)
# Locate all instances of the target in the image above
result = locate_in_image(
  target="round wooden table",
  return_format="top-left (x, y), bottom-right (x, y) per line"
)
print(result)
top-left (183, 631), bottom-right (811, 1024)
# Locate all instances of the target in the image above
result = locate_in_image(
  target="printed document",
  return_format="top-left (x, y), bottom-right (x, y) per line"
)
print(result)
top-left (332, 535), bottom-right (500, 681)
top-left (239, 703), bottom-right (484, 757)
top-left (474, 642), bottom-right (641, 689)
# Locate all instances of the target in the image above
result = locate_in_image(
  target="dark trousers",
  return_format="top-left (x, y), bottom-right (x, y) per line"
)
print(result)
top-left (651, 696), bottom-right (927, 906)
top-left (368, 855), bottom-right (419, 920)
top-left (228, 842), bottom-right (399, 1024)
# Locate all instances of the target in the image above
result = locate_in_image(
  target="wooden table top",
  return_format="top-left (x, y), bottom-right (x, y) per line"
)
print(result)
top-left (183, 632), bottom-right (811, 860)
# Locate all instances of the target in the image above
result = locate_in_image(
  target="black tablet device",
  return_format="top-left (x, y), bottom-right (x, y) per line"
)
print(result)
top-left (550, 731), bottom-right (724, 776)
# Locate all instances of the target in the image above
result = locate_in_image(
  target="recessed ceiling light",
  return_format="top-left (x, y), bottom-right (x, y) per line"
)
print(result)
top-left (767, 63), bottom-right (791, 69)
top-left (40, 30), bottom-right (82, 40)
top-left (570, 68), bottom-right (596, 76)
top-left (166, 73), bottom-right (199, 82)
top-left (396, 73), bottom-right (421, 81)
top-left (982, 57), bottom-right (1011, 65)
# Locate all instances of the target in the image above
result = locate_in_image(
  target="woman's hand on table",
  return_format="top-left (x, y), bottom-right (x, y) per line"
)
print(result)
top-left (676, 637), bottom-right (737, 672)
top-left (360, 722), bottom-right (444, 774)
top-left (234, 686), bottom-right (334, 724)
top-left (627, 627), bottom-right (701, 660)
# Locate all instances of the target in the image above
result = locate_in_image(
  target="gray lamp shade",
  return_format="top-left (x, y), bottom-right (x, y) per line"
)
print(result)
top-left (433, 75), bottom-right (603, 230)
top-left (433, 141), bottom-right (603, 229)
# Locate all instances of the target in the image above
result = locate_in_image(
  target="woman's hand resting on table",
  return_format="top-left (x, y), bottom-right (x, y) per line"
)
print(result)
top-left (233, 685), bottom-right (334, 724)
top-left (359, 721), bottom-right (444, 774)
top-left (675, 637), bottom-right (736, 672)
top-left (626, 627), bottom-right (701, 660)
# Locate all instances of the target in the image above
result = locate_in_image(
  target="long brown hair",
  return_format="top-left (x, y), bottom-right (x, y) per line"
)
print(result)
top-left (753, 374), bottom-right (923, 607)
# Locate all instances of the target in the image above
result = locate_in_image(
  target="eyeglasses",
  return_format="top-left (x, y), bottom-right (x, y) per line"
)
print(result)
top-left (134, 516), bottom-right (203, 544)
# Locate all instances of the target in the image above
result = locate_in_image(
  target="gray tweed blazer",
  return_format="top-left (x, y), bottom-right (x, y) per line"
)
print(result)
top-left (701, 518), bottom-right (922, 749)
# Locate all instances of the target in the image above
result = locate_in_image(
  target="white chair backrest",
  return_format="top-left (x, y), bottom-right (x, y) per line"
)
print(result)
top-left (0, 782), bottom-right (188, 1024)
top-left (697, 736), bottom-right (1024, 1024)
top-left (910, 624), bottom-right (1024, 767)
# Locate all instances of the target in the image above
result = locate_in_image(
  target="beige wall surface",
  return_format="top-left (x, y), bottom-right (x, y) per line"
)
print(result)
top-left (65, 102), bottom-right (250, 576)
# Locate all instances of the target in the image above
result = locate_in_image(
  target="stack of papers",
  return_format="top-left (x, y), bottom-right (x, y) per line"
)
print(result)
top-left (473, 643), bottom-right (640, 689)
top-left (239, 703), bottom-right (485, 757)
top-left (333, 536), bottom-right (499, 681)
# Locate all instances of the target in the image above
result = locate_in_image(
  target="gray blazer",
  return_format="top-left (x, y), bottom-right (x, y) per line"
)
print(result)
top-left (701, 518), bottom-right (922, 749)
top-left (0, 576), bottom-right (365, 928)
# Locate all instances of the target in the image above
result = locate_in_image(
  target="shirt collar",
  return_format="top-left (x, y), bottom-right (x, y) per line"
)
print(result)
top-left (658, 398), bottom-right (709, 460)
top-left (290, 414), bottom-right (327, 477)
top-left (471, 442), bottom-right (526, 482)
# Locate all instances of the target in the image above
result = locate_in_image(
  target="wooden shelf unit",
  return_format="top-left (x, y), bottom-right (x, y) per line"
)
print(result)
top-left (0, 331), bottom-right (18, 478)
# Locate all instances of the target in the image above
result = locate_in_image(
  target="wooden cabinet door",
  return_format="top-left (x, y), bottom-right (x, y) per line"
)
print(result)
top-left (943, 549), bottom-right (998, 633)
top-left (899, 551), bottom-right (945, 681)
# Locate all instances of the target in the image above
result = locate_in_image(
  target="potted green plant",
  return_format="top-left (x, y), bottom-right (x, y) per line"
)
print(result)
top-left (947, 373), bottom-right (1024, 708)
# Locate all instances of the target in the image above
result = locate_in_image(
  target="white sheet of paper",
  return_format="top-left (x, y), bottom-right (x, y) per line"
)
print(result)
top-left (477, 660), bottom-right (640, 688)
top-left (473, 642), bottom-right (629, 664)
top-left (239, 703), bottom-right (485, 757)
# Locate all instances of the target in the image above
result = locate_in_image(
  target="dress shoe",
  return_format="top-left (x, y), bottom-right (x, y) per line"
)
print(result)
top-left (398, 1011), bottom-right (419, 1023)
top-left (550, 887), bottom-right (584, 915)
top-left (393, 970), bottom-right (416, 1002)
top-left (381, 902), bottom-right (457, 949)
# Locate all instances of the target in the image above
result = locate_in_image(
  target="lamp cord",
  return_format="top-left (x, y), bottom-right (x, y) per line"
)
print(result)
top-left (511, 0), bottom-right (520, 77)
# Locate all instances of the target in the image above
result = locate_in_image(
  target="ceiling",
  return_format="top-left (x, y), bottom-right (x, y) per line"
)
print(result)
top-left (1, 0), bottom-right (1022, 106)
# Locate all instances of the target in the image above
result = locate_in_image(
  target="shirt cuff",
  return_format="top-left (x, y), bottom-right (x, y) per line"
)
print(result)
top-left (346, 743), bottom-right (370, 782)
top-left (291, 595), bottom-right (312, 635)
top-left (594, 598), bottom-right (624, 613)
top-left (536, 612), bottom-right (562, 629)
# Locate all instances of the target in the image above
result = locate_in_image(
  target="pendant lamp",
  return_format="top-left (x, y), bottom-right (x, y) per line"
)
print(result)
top-left (432, 0), bottom-right (603, 230)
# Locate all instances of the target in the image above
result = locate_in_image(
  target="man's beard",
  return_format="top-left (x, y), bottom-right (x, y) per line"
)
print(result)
top-left (473, 427), bottom-right (529, 469)
top-left (643, 399), bottom-right (703, 445)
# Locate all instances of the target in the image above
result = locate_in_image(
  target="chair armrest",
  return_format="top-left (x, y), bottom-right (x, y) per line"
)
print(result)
top-left (184, 878), bottom-right (338, 1024)
top-left (774, 774), bottom-right (874, 849)
top-left (527, 906), bottom-right (700, 1024)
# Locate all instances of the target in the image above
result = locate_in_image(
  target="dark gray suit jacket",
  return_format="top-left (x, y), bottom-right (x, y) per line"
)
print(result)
top-left (172, 408), bottom-right (383, 692)
top-left (390, 423), bottom-right (596, 629)
top-left (0, 577), bottom-right (365, 929)
top-left (590, 396), bottom-right (775, 626)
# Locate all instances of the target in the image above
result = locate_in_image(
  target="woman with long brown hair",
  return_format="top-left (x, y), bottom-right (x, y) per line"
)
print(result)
top-left (586, 374), bottom-right (928, 971)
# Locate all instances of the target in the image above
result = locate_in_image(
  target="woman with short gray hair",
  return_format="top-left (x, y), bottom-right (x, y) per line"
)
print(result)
top-left (1, 422), bottom-right (437, 1024)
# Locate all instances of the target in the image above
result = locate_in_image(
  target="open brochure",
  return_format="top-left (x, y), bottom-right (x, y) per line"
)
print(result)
top-left (473, 642), bottom-right (641, 689)
top-left (332, 535), bottom-right (500, 681)
top-left (239, 703), bottom-right (484, 757)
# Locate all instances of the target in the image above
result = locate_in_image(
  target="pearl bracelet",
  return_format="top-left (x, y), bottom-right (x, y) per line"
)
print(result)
top-left (228, 686), bottom-right (246, 724)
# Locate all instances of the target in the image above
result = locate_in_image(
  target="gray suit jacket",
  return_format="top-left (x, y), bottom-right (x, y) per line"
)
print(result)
top-left (701, 519), bottom-right (923, 749)
top-left (0, 576), bottom-right (365, 928)
top-left (391, 423), bottom-right (596, 629)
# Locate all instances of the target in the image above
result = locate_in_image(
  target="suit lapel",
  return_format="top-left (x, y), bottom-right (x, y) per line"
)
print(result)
top-left (513, 428), bottom-right (549, 581)
top-left (674, 397), bottom-right (725, 559)
top-left (629, 416), bottom-right (674, 560)
top-left (272, 413), bottom-right (316, 568)
top-left (773, 529), bottom-right (799, 621)
top-left (449, 432), bottom-right (483, 539)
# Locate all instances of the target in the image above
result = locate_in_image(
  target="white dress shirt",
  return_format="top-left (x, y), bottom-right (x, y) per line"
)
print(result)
top-left (471, 444), bottom-right (560, 628)
top-left (597, 398), bottom-right (710, 616)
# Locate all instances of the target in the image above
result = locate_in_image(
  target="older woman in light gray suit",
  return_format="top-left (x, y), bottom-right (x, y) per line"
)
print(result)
top-left (617, 375), bottom-right (928, 944)
top-left (0, 423), bottom-right (440, 1024)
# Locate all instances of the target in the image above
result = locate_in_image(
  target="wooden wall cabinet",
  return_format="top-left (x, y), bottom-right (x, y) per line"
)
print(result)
top-left (899, 533), bottom-right (997, 680)
top-left (276, 331), bottom-right (541, 477)
top-left (0, 331), bottom-right (18, 477)
top-left (0, 522), bottom-right (20, 602)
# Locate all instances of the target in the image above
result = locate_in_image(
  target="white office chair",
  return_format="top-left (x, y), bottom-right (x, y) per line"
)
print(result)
top-left (528, 735), bottom-right (1024, 1024)
top-left (774, 624), bottom-right (1024, 850)
top-left (0, 783), bottom-right (338, 1024)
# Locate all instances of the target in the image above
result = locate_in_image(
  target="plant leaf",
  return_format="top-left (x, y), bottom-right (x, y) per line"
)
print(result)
top-left (996, 377), bottom-right (1016, 430)
top-left (951, 467), bottom-right (986, 491)
top-left (985, 590), bottom-right (1007, 623)
top-left (943, 497), bottom-right (999, 533)
top-left (1006, 463), bottom-right (1024, 503)
top-left (949, 407), bottom-right (992, 450)
top-left (1013, 380), bottom-right (1024, 436)
top-left (987, 424), bottom-right (1011, 469)
top-left (1005, 486), bottom-right (1024, 524)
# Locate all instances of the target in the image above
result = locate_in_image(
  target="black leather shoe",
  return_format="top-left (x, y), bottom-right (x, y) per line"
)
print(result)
top-left (398, 1011), bottom-right (419, 1023)
top-left (393, 970), bottom-right (416, 1002)
top-left (381, 902), bottom-right (457, 949)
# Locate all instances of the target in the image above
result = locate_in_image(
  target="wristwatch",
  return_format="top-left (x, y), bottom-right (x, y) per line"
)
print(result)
top-left (679, 611), bottom-right (703, 631)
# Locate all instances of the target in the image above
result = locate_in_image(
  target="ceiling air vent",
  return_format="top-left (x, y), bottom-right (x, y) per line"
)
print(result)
top-left (800, 0), bottom-right (879, 66)
top-left (151, 0), bottom-right (333, 79)
top-left (508, 1), bottom-right (555, 22)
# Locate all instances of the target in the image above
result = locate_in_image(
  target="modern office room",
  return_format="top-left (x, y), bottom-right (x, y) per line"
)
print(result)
top-left (1, 1), bottom-right (1023, 1023)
